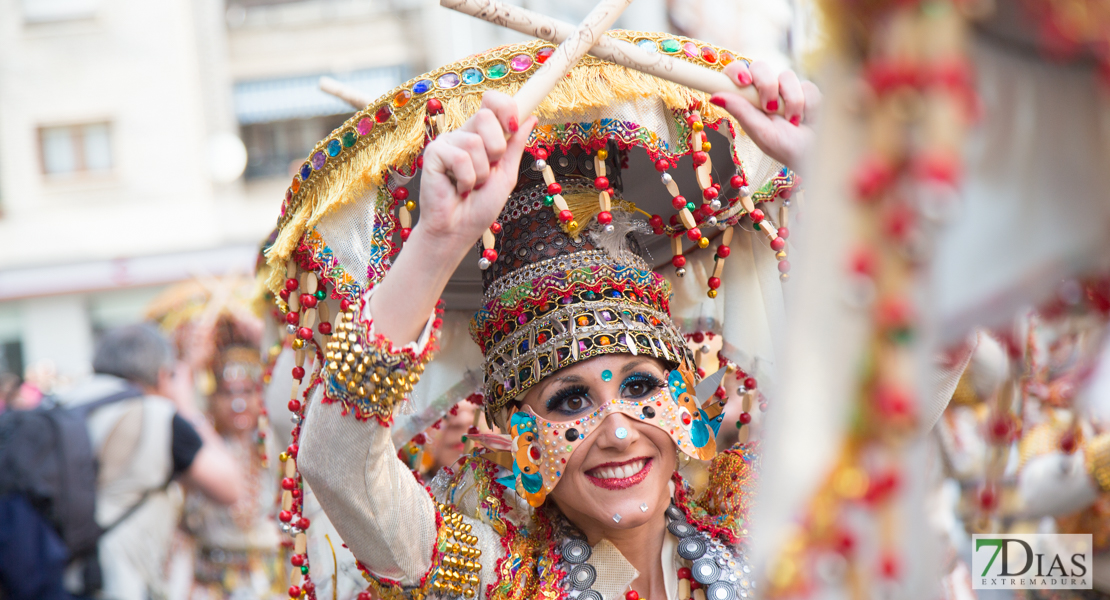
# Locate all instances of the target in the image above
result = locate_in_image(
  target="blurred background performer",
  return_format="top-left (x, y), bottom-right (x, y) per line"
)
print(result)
top-left (147, 279), bottom-right (284, 600)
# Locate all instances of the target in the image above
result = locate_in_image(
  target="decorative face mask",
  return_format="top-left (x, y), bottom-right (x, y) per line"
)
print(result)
top-left (499, 365), bottom-right (725, 507)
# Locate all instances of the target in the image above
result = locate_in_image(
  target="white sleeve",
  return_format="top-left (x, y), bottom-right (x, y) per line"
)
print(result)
top-left (1017, 451), bottom-right (1100, 519)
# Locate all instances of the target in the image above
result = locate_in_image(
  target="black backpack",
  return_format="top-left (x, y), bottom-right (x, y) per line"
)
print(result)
top-left (0, 386), bottom-right (145, 599)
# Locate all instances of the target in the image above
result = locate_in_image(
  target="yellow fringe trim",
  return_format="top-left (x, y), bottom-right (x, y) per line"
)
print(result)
top-left (263, 31), bottom-right (746, 297)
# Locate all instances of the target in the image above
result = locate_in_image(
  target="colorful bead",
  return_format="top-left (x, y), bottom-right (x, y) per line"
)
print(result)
top-left (778, 226), bottom-right (790, 239)
top-left (285, 278), bottom-right (299, 291)
top-left (717, 245), bottom-right (730, 258)
top-left (392, 187), bottom-right (409, 201)
top-left (489, 222), bottom-right (502, 234)
top-left (708, 277), bottom-right (721, 290)
top-left (510, 54), bottom-right (534, 71)
top-left (777, 260), bottom-right (791, 273)
top-left (671, 196), bottom-right (687, 211)
top-left (597, 211), bottom-right (613, 225)
top-left (547, 182), bottom-right (562, 195)
top-left (692, 151), bottom-right (708, 166)
top-left (482, 248), bottom-right (498, 262)
top-left (730, 174), bottom-right (745, 189)
top-left (558, 210), bottom-right (573, 223)
top-left (771, 237), bottom-right (786, 251)
top-left (594, 176), bottom-right (609, 189)
top-left (749, 208), bottom-right (765, 223)
top-left (655, 159), bottom-right (670, 172)
top-left (426, 98), bottom-right (444, 115)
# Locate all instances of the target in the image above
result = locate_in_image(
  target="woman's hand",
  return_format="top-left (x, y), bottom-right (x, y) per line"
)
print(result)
top-left (415, 91), bottom-right (537, 251)
top-left (709, 61), bottom-right (821, 172)
top-left (368, 92), bottom-right (536, 347)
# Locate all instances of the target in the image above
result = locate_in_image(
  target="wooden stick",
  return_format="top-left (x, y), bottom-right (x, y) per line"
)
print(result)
top-left (318, 76), bottom-right (372, 109)
top-left (508, 0), bottom-right (634, 121)
top-left (440, 0), bottom-right (783, 115)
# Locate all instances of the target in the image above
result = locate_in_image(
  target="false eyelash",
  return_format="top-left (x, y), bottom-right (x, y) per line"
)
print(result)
top-left (621, 372), bottom-right (664, 392)
top-left (546, 384), bottom-right (590, 412)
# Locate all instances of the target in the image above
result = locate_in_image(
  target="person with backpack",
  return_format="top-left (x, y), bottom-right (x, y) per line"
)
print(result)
top-left (0, 323), bottom-right (242, 600)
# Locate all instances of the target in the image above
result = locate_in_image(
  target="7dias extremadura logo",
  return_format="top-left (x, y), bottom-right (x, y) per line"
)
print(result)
top-left (972, 534), bottom-right (1092, 590)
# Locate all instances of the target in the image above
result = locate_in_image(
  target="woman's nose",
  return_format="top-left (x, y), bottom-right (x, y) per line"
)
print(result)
top-left (595, 412), bottom-right (638, 449)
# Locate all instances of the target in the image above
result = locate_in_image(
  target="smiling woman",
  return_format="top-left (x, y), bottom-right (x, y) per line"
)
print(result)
top-left (269, 32), bottom-right (815, 600)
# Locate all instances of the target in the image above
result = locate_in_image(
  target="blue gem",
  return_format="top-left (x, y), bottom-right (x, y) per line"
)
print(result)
top-left (462, 67), bottom-right (484, 85)
top-left (637, 39), bottom-right (659, 53)
top-left (299, 163), bottom-right (312, 180)
top-left (326, 139), bottom-right (341, 157)
top-left (413, 79), bottom-right (433, 94)
top-left (601, 369), bottom-right (613, 382)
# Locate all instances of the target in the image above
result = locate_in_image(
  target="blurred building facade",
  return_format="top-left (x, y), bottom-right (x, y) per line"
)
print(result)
top-left (0, 0), bottom-right (812, 388)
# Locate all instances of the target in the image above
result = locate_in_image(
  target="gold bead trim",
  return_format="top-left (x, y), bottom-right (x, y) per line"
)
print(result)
top-left (322, 307), bottom-right (431, 420)
top-left (429, 503), bottom-right (483, 599)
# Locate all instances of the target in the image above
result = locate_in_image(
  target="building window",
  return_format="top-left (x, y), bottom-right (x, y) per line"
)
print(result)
top-left (241, 115), bottom-right (348, 180)
top-left (22, 0), bottom-right (99, 23)
top-left (39, 122), bottom-right (112, 177)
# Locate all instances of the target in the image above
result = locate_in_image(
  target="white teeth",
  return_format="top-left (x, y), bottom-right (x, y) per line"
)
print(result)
top-left (590, 459), bottom-right (646, 480)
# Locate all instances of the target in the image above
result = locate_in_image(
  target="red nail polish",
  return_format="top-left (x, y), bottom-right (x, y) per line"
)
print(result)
top-left (508, 116), bottom-right (519, 133)
top-left (461, 191), bottom-right (470, 200)
top-left (766, 100), bottom-right (779, 112)
top-left (789, 115), bottom-right (801, 126)
top-left (737, 71), bottom-right (752, 86)
top-left (709, 97), bottom-right (726, 107)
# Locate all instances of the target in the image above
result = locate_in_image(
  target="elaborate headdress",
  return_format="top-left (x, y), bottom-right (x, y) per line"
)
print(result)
top-left (258, 31), bottom-right (798, 430)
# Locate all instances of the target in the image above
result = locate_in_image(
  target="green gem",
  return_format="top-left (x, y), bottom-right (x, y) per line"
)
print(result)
top-left (301, 566), bottom-right (308, 575)
top-left (736, 420), bottom-right (743, 429)
top-left (566, 445), bottom-right (573, 452)
top-left (315, 289), bottom-right (326, 299)
top-left (486, 62), bottom-right (509, 79)
top-left (660, 38), bottom-right (681, 53)
top-left (461, 435), bottom-right (468, 443)
top-left (543, 195), bottom-right (555, 206)
top-left (686, 201), bottom-right (696, 211)
top-left (342, 130), bottom-right (357, 148)
top-left (752, 221), bottom-right (761, 230)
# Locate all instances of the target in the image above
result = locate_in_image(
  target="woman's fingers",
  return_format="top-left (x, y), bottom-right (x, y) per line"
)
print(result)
top-left (723, 60), bottom-right (753, 87)
top-left (749, 61), bottom-right (781, 113)
top-left (479, 90), bottom-right (521, 135)
top-left (777, 69), bottom-right (805, 126)
top-left (443, 131), bottom-right (491, 189)
top-left (471, 109), bottom-right (509, 166)
top-left (426, 142), bottom-right (478, 195)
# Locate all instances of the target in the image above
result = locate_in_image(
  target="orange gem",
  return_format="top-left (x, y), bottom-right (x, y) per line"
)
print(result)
top-left (393, 90), bottom-right (412, 108)
top-left (599, 336), bottom-right (611, 346)
top-left (291, 178), bottom-right (301, 193)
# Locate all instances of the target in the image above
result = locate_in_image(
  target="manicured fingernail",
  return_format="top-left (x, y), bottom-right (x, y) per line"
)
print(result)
top-left (789, 115), bottom-right (801, 126)
top-left (508, 116), bottom-right (519, 132)
top-left (766, 100), bottom-right (779, 112)
top-left (709, 96), bottom-right (726, 107)
top-left (737, 71), bottom-right (752, 86)
top-left (461, 191), bottom-right (470, 199)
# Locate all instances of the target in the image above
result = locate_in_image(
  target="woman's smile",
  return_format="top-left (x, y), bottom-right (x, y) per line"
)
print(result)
top-left (585, 457), bottom-right (653, 489)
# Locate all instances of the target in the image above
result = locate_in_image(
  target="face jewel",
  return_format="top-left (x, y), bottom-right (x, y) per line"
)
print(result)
top-left (536, 46), bottom-right (555, 63)
top-left (660, 38), bottom-right (681, 53)
top-left (486, 62), bottom-right (508, 79)
top-left (615, 427), bottom-right (628, 439)
top-left (375, 105), bottom-right (393, 123)
top-left (461, 67), bottom-right (484, 85)
top-left (326, 139), bottom-right (341, 157)
top-left (683, 41), bottom-right (698, 58)
top-left (299, 163), bottom-right (312, 180)
top-left (311, 152), bottom-right (326, 170)
top-left (412, 79), bottom-right (433, 94)
top-left (342, 130), bottom-right (357, 148)
top-left (357, 117), bottom-right (374, 136)
top-left (719, 50), bottom-right (735, 66)
top-left (700, 46), bottom-right (718, 63)
top-left (565, 428), bottom-right (579, 442)
top-left (393, 89), bottom-right (412, 108)
top-left (640, 503), bottom-right (649, 512)
top-left (437, 72), bottom-right (460, 89)
top-left (510, 54), bottom-right (533, 71)
top-left (612, 513), bottom-right (622, 523)
top-left (601, 369), bottom-right (613, 382)
top-left (636, 38), bottom-right (658, 53)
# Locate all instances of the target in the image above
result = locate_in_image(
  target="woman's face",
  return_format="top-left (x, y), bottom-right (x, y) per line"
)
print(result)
top-left (519, 354), bottom-right (677, 540)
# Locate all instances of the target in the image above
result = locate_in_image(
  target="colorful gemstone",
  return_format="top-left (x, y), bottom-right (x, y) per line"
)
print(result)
top-left (601, 369), bottom-right (613, 382)
top-left (311, 151), bottom-right (326, 170)
top-left (660, 38), bottom-right (681, 53)
top-left (461, 67), bottom-right (484, 85)
top-left (326, 139), bottom-right (341, 157)
top-left (342, 130), bottom-right (357, 148)
top-left (636, 39), bottom-right (659, 53)
top-left (393, 89), bottom-right (412, 108)
top-left (486, 62), bottom-right (509, 79)
top-left (299, 163), bottom-right (312, 180)
top-left (375, 105), bottom-right (393, 123)
top-left (700, 46), bottom-right (718, 63)
top-left (291, 178), bottom-right (301, 193)
top-left (719, 50), bottom-right (735, 66)
top-left (536, 47), bottom-right (555, 63)
top-left (357, 117), bottom-right (374, 136)
top-left (413, 79), bottom-right (433, 94)
top-left (437, 72), bottom-right (460, 89)
top-left (683, 41), bottom-right (698, 58)
top-left (510, 54), bottom-right (533, 71)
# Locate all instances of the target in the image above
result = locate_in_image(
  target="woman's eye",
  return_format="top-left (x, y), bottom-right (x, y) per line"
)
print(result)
top-left (546, 388), bottom-right (591, 416)
top-left (621, 374), bottom-right (661, 398)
